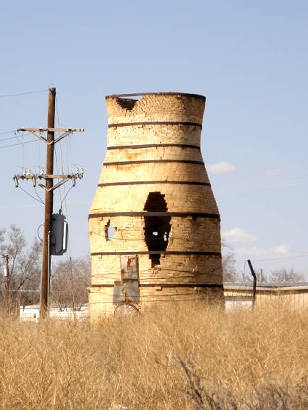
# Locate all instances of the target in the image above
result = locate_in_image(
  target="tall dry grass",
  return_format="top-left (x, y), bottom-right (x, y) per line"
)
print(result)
top-left (0, 302), bottom-right (307, 409)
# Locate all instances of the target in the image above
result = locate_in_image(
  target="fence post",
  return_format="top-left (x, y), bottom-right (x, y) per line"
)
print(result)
top-left (247, 259), bottom-right (257, 308)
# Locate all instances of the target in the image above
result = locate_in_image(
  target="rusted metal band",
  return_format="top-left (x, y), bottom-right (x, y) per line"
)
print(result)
top-left (91, 283), bottom-right (223, 289)
top-left (108, 121), bottom-right (202, 129)
top-left (98, 181), bottom-right (210, 187)
top-left (224, 288), bottom-right (308, 295)
top-left (103, 159), bottom-right (204, 166)
top-left (143, 283), bottom-right (222, 288)
top-left (106, 91), bottom-right (205, 100)
top-left (107, 143), bottom-right (201, 150)
top-left (89, 212), bottom-right (220, 219)
top-left (91, 251), bottom-right (221, 256)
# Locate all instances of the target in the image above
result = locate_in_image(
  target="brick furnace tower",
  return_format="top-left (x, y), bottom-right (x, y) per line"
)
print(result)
top-left (88, 92), bottom-right (224, 318)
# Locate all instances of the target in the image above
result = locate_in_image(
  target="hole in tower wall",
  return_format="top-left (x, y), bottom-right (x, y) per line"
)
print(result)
top-left (105, 220), bottom-right (116, 241)
top-left (143, 192), bottom-right (171, 267)
top-left (116, 97), bottom-right (138, 110)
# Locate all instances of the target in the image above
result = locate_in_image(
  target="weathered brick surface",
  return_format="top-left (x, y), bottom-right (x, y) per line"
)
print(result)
top-left (89, 217), bottom-right (220, 253)
top-left (106, 94), bottom-right (204, 124)
top-left (106, 146), bottom-right (203, 162)
top-left (98, 162), bottom-right (209, 184)
top-left (107, 124), bottom-right (201, 147)
top-left (89, 93), bottom-right (224, 319)
top-left (91, 185), bottom-right (218, 213)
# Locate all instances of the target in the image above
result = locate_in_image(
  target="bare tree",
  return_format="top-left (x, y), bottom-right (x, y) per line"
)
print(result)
top-left (270, 268), bottom-right (304, 283)
top-left (0, 225), bottom-right (41, 310)
top-left (51, 256), bottom-right (90, 310)
top-left (222, 242), bottom-right (238, 282)
top-left (241, 267), bottom-right (267, 283)
top-left (242, 267), bottom-right (304, 283)
top-left (0, 229), bottom-right (6, 306)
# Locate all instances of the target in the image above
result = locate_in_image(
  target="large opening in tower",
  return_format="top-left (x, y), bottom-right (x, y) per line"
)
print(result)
top-left (143, 192), bottom-right (171, 267)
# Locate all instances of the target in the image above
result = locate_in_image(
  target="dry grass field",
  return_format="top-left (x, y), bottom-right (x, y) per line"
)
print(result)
top-left (0, 302), bottom-right (307, 409)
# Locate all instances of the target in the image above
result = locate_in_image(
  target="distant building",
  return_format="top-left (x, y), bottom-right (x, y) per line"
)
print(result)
top-left (19, 304), bottom-right (88, 321)
top-left (224, 282), bottom-right (308, 310)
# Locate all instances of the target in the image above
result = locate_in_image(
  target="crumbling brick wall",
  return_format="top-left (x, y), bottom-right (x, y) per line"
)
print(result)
top-left (88, 92), bottom-right (224, 319)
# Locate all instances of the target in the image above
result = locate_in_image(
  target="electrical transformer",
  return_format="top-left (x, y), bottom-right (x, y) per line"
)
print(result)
top-left (50, 212), bottom-right (68, 256)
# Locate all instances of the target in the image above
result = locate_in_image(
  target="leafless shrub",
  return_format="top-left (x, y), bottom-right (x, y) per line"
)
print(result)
top-left (0, 225), bottom-right (41, 310)
top-left (175, 356), bottom-right (238, 409)
top-left (270, 268), bottom-right (304, 283)
top-left (50, 256), bottom-right (90, 310)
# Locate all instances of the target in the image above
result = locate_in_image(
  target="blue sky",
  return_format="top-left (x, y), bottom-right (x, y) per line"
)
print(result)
top-left (0, 0), bottom-right (307, 278)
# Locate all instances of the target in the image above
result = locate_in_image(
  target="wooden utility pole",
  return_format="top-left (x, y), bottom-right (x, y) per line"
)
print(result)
top-left (40, 87), bottom-right (55, 317)
top-left (13, 87), bottom-right (84, 319)
top-left (247, 259), bottom-right (257, 308)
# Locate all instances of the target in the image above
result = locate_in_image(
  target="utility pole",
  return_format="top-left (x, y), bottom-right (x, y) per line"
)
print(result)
top-left (13, 87), bottom-right (84, 319)
top-left (247, 259), bottom-right (257, 308)
top-left (41, 87), bottom-right (55, 317)
top-left (2, 255), bottom-right (10, 313)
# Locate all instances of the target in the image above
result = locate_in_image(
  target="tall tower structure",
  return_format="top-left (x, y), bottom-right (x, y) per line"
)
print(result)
top-left (88, 92), bottom-right (224, 318)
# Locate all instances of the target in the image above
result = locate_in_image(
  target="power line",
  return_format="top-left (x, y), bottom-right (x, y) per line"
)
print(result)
top-left (250, 253), bottom-right (308, 262)
top-left (54, 146), bottom-right (63, 207)
top-left (0, 129), bottom-right (17, 135)
top-left (0, 135), bottom-right (22, 142)
top-left (18, 186), bottom-right (44, 205)
top-left (0, 89), bottom-right (48, 99)
top-left (0, 132), bottom-right (32, 142)
top-left (34, 186), bottom-right (44, 205)
top-left (55, 95), bottom-right (73, 268)
top-left (0, 139), bottom-right (38, 149)
top-left (60, 184), bottom-right (75, 209)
